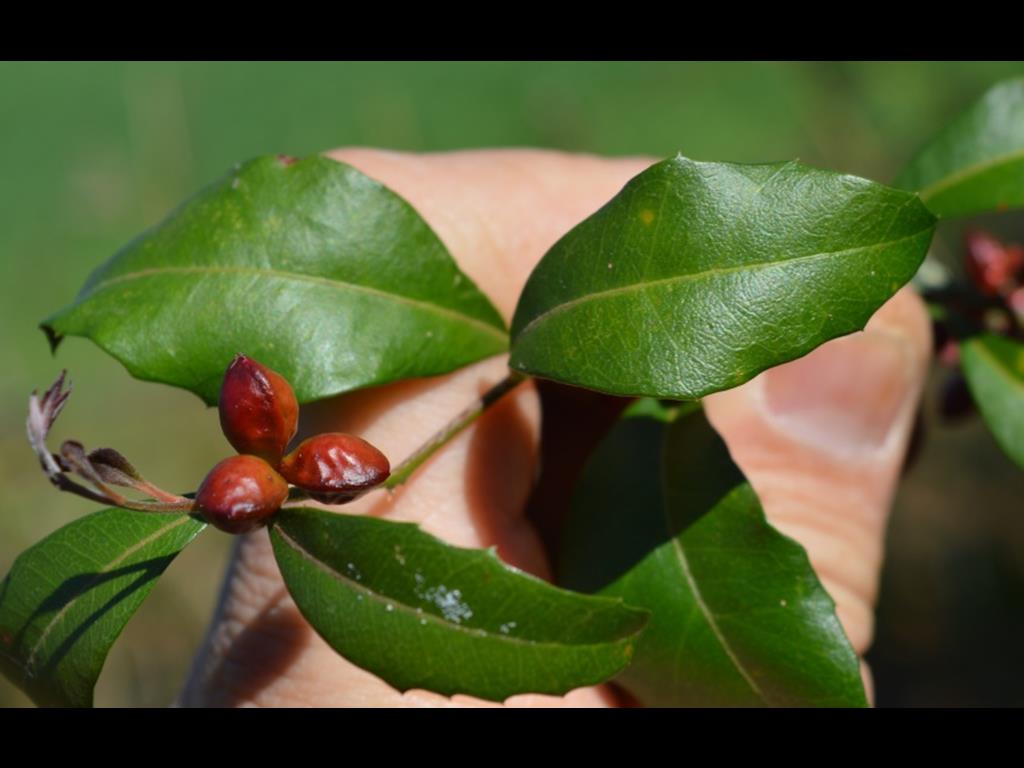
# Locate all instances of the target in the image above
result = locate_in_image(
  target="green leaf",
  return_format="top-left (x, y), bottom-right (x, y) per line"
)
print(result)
top-left (269, 507), bottom-right (649, 701)
top-left (961, 334), bottom-right (1024, 468)
top-left (895, 78), bottom-right (1024, 218)
top-left (559, 403), bottom-right (867, 707)
top-left (0, 509), bottom-right (206, 707)
top-left (510, 155), bottom-right (934, 400)
top-left (43, 155), bottom-right (507, 405)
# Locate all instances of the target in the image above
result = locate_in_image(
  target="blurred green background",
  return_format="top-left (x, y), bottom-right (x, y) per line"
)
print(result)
top-left (2, 61), bottom-right (1023, 707)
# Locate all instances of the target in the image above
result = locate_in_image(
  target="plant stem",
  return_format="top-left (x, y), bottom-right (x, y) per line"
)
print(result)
top-left (383, 371), bottom-right (528, 490)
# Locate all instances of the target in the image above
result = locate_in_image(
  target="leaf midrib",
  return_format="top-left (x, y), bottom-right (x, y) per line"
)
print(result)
top-left (24, 513), bottom-right (196, 674)
top-left (965, 338), bottom-right (1024, 395)
top-left (73, 265), bottom-right (508, 343)
top-left (658, 429), bottom-right (767, 704)
top-left (513, 229), bottom-right (930, 341)
top-left (915, 146), bottom-right (1024, 204)
top-left (273, 523), bottom-right (636, 650)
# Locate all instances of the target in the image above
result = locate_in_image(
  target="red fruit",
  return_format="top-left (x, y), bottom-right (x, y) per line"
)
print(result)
top-left (279, 433), bottom-right (390, 503)
top-left (964, 231), bottom-right (1024, 296)
top-left (219, 354), bottom-right (298, 462)
top-left (195, 455), bottom-right (289, 534)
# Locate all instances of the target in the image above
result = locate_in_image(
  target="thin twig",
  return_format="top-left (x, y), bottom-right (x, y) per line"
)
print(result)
top-left (383, 371), bottom-right (527, 490)
top-left (27, 372), bottom-right (195, 514)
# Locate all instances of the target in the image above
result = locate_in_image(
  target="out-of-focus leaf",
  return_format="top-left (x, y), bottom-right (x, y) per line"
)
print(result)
top-left (896, 78), bottom-right (1024, 218)
top-left (961, 333), bottom-right (1024, 468)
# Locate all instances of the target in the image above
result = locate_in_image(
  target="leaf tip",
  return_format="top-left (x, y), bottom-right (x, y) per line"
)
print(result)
top-left (40, 322), bottom-right (63, 355)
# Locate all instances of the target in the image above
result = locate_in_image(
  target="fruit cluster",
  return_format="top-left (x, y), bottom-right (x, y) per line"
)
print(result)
top-left (931, 230), bottom-right (1024, 422)
top-left (195, 355), bottom-right (390, 533)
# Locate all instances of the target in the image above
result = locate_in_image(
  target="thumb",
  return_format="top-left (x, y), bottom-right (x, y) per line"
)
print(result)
top-left (703, 287), bottom-right (932, 674)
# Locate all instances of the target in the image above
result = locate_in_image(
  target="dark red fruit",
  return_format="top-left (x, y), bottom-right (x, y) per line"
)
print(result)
top-left (219, 354), bottom-right (299, 462)
top-left (195, 455), bottom-right (289, 534)
top-left (279, 433), bottom-right (390, 503)
top-left (964, 231), bottom-right (1024, 296)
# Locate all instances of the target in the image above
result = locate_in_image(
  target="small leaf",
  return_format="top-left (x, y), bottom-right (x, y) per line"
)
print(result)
top-left (510, 155), bottom-right (934, 400)
top-left (559, 403), bottom-right (867, 707)
top-left (269, 507), bottom-right (648, 701)
top-left (87, 447), bottom-right (143, 487)
top-left (960, 334), bottom-right (1024, 468)
top-left (43, 155), bottom-right (507, 405)
top-left (0, 509), bottom-right (206, 707)
top-left (895, 78), bottom-right (1024, 218)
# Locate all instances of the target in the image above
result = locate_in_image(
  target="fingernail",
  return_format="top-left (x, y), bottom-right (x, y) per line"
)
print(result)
top-left (758, 330), bottom-right (917, 458)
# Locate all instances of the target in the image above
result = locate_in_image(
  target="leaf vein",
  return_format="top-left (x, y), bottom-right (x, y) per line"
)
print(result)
top-left (514, 228), bottom-right (930, 342)
top-left (24, 514), bottom-right (195, 674)
top-left (75, 265), bottom-right (507, 343)
top-left (916, 147), bottom-right (1024, 203)
top-left (273, 524), bottom-right (635, 650)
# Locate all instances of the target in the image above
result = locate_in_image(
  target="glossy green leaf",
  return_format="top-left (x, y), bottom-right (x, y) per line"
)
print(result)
top-left (43, 155), bottom-right (507, 405)
top-left (895, 78), bottom-right (1024, 218)
top-left (961, 334), bottom-right (1024, 468)
top-left (559, 402), bottom-right (867, 707)
top-left (269, 507), bottom-right (648, 701)
top-left (0, 509), bottom-right (206, 707)
top-left (510, 155), bottom-right (935, 400)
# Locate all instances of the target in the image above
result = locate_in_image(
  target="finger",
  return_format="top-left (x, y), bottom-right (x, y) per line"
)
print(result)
top-left (703, 287), bottom-right (932, 690)
top-left (322, 148), bottom-right (654, 317)
top-left (181, 149), bottom-right (654, 707)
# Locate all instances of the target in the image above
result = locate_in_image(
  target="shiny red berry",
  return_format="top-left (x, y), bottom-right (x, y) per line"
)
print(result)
top-left (279, 433), bottom-right (390, 503)
top-left (219, 354), bottom-right (299, 462)
top-left (195, 455), bottom-right (289, 534)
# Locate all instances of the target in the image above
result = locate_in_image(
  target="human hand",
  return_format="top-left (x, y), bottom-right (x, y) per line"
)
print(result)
top-left (179, 149), bottom-right (931, 707)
